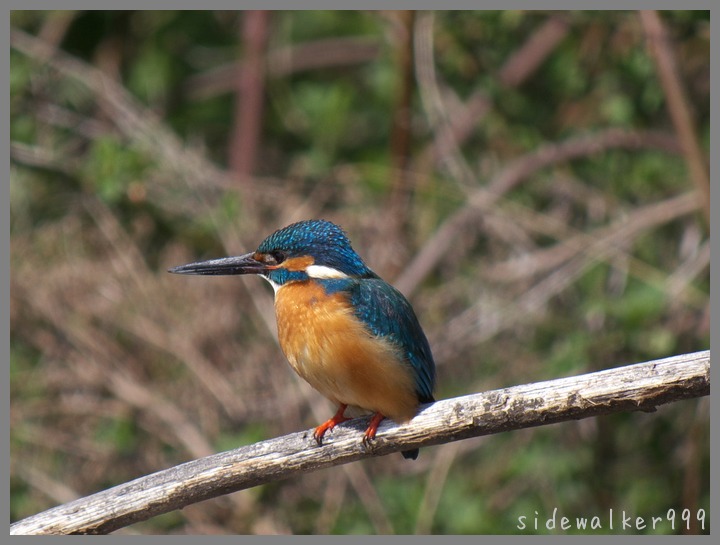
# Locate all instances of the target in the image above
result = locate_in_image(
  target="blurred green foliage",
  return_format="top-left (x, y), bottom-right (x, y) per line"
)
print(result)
top-left (10, 10), bottom-right (709, 535)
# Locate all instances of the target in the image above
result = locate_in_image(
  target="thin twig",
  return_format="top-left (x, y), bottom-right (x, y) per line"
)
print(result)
top-left (10, 28), bottom-right (232, 191)
top-left (499, 14), bottom-right (571, 87)
top-left (395, 129), bottom-right (682, 296)
top-left (639, 11), bottom-right (710, 225)
top-left (184, 37), bottom-right (381, 100)
top-left (482, 192), bottom-right (704, 305)
top-left (422, 13), bottom-right (570, 170)
top-left (387, 9), bottom-right (417, 235)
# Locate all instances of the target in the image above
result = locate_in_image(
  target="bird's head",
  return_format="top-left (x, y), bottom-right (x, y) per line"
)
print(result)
top-left (169, 220), bottom-right (374, 289)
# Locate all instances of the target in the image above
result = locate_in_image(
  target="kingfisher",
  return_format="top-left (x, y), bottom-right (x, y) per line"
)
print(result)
top-left (169, 219), bottom-right (435, 459)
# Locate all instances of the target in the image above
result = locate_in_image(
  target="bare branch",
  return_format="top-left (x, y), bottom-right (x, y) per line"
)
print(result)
top-left (639, 11), bottom-right (710, 225)
top-left (498, 13), bottom-right (571, 87)
top-left (482, 192), bottom-right (700, 284)
top-left (229, 10), bottom-right (270, 179)
top-left (10, 27), bottom-right (231, 191)
top-left (395, 128), bottom-right (683, 296)
top-left (11, 350), bottom-right (710, 535)
top-left (184, 37), bottom-right (381, 100)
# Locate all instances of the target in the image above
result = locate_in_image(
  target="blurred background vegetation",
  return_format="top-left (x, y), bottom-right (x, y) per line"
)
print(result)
top-left (10, 10), bottom-right (709, 535)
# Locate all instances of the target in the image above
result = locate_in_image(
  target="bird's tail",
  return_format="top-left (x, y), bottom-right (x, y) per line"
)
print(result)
top-left (402, 448), bottom-right (419, 460)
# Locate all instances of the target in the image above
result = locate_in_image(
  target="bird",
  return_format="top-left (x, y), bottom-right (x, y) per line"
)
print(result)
top-left (168, 219), bottom-right (435, 459)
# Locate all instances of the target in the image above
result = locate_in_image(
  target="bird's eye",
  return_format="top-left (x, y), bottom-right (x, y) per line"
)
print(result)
top-left (265, 250), bottom-right (286, 266)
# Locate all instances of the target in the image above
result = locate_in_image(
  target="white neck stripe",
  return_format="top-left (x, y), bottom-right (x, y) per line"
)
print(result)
top-left (305, 265), bottom-right (349, 279)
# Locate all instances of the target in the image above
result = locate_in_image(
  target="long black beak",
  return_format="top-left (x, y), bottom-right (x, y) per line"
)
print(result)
top-left (168, 252), bottom-right (267, 276)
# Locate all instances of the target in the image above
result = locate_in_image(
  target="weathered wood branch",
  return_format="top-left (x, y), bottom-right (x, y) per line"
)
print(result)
top-left (11, 350), bottom-right (710, 535)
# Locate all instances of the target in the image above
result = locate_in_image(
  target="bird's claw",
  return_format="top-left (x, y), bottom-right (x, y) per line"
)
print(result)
top-left (313, 405), bottom-right (351, 446)
top-left (360, 412), bottom-right (384, 450)
top-left (361, 432), bottom-right (376, 450)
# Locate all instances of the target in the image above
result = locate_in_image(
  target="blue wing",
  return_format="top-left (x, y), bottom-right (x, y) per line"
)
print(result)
top-left (321, 277), bottom-right (435, 402)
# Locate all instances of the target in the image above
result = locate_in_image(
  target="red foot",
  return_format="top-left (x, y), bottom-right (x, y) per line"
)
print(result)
top-left (313, 404), bottom-right (351, 445)
top-left (362, 413), bottom-right (386, 447)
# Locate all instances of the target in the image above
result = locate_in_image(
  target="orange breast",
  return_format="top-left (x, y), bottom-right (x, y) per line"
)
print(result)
top-left (274, 281), bottom-right (418, 423)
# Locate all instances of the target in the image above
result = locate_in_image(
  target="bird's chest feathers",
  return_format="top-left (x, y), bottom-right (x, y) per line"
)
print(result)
top-left (274, 282), bottom-right (366, 378)
top-left (273, 281), bottom-right (416, 420)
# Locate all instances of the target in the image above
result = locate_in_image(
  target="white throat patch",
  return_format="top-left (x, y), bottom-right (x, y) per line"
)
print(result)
top-left (260, 275), bottom-right (281, 294)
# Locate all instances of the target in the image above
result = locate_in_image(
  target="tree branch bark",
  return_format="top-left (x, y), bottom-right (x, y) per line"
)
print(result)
top-left (11, 350), bottom-right (710, 535)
